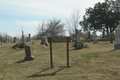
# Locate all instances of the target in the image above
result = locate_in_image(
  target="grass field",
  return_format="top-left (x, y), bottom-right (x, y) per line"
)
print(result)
top-left (0, 40), bottom-right (120, 80)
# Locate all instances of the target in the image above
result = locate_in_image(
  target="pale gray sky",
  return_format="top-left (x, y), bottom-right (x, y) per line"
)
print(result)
top-left (0, 0), bottom-right (105, 37)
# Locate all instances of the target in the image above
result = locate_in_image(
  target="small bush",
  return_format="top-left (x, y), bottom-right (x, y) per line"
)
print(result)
top-left (81, 42), bottom-right (88, 48)
top-left (12, 43), bottom-right (25, 48)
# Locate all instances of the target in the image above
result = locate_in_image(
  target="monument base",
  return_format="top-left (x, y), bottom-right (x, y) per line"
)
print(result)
top-left (114, 44), bottom-right (120, 50)
top-left (94, 40), bottom-right (98, 43)
top-left (41, 40), bottom-right (45, 45)
top-left (75, 43), bottom-right (82, 50)
top-left (25, 55), bottom-right (34, 60)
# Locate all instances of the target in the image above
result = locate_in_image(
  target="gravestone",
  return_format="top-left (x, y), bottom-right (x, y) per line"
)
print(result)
top-left (13, 37), bottom-right (16, 43)
top-left (87, 31), bottom-right (90, 39)
top-left (102, 28), bottom-right (105, 38)
top-left (21, 31), bottom-right (25, 48)
top-left (32, 42), bottom-right (34, 45)
top-left (27, 37), bottom-right (29, 42)
top-left (8, 36), bottom-right (10, 43)
top-left (28, 34), bottom-right (31, 41)
top-left (75, 29), bottom-right (82, 49)
top-left (37, 35), bottom-right (39, 40)
top-left (41, 36), bottom-right (46, 45)
top-left (93, 31), bottom-right (98, 43)
top-left (25, 45), bottom-right (34, 60)
top-left (6, 35), bottom-right (8, 43)
top-left (114, 21), bottom-right (120, 50)
top-left (90, 35), bottom-right (93, 42)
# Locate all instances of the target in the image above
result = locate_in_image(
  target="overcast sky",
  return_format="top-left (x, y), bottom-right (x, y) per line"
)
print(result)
top-left (0, 0), bottom-right (105, 37)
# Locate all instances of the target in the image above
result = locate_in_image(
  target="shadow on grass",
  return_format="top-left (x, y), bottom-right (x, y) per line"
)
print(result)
top-left (15, 60), bottom-right (26, 63)
top-left (110, 49), bottom-right (116, 51)
top-left (27, 67), bottom-right (66, 78)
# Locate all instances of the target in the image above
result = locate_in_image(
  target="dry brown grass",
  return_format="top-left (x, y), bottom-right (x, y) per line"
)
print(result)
top-left (0, 40), bottom-right (120, 80)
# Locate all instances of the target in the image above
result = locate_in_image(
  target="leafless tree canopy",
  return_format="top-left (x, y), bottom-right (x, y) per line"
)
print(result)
top-left (65, 9), bottom-right (81, 36)
top-left (36, 18), bottom-right (65, 38)
top-left (46, 18), bottom-right (65, 37)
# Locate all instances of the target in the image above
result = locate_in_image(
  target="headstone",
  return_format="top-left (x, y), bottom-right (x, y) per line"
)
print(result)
top-left (25, 45), bottom-right (34, 60)
top-left (41, 36), bottom-right (46, 45)
top-left (90, 35), bottom-right (93, 42)
top-left (37, 35), bottom-right (39, 40)
top-left (109, 32), bottom-right (115, 43)
top-left (93, 31), bottom-right (98, 43)
top-left (32, 42), bottom-right (34, 44)
top-left (27, 37), bottom-right (29, 42)
top-left (21, 31), bottom-right (25, 48)
top-left (114, 21), bottom-right (120, 50)
top-left (102, 28), bottom-right (105, 38)
top-left (87, 31), bottom-right (90, 39)
top-left (8, 36), bottom-right (10, 43)
top-left (75, 29), bottom-right (82, 49)
top-left (13, 37), bottom-right (16, 43)
top-left (45, 42), bottom-right (49, 46)
top-left (6, 35), bottom-right (8, 43)
top-left (28, 34), bottom-right (31, 41)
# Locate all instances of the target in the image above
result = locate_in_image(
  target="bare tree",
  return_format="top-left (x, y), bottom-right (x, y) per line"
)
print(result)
top-left (46, 18), bottom-right (65, 37)
top-left (65, 9), bottom-right (81, 36)
top-left (37, 21), bottom-right (46, 37)
top-left (36, 19), bottom-right (65, 38)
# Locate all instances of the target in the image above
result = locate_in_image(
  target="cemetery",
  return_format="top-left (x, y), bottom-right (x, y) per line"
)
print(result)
top-left (0, 0), bottom-right (120, 80)
top-left (0, 36), bottom-right (120, 80)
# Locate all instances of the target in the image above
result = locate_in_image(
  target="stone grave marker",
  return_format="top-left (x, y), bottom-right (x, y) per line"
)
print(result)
top-left (102, 28), bottom-right (105, 38)
top-left (41, 36), bottom-right (46, 45)
top-left (25, 45), bottom-right (34, 60)
top-left (37, 35), bottom-right (39, 40)
top-left (13, 37), bottom-right (16, 43)
top-left (90, 35), bottom-right (93, 42)
top-left (114, 21), bottom-right (120, 50)
top-left (6, 35), bottom-right (8, 43)
top-left (93, 31), bottom-right (98, 43)
top-left (87, 31), bottom-right (90, 39)
top-left (28, 34), bottom-right (31, 41)
top-left (75, 29), bottom-right (82, 49)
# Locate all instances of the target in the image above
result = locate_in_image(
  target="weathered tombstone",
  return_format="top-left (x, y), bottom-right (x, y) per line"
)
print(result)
top-left (32, 42), bottom-right (34, 45)
top-left (41, 36), bottom-right (46, 45)
top-left (109, 32), bottom-right (115, 43)
top-left (21, 31), bottom-right (25, 48)
top-left (87, 31), bottom-right (90, 39)
top-left (27, 37), bottom-right (29, 42)
top-left (8, 36), bottom-right (10, 43)
top-left (114, 21), bottom-right (120, 50)
top-left (25, 45), bottom-right (34, 60)
top-left (1, 38), bottom-right (3, 45)
top-left (45, 42), bottom-right (49, 46)
top-left (37, 35), bottom-right (39, 40)
top-left (93, 31), bottom-right (98, 43)
top-left (28, 34), bottom-right (31, 41)
top-left (90, 35), bottom-right (93, 42)
top-left (75, 29), bottom-right (82, 49)
top-left (13, 37), bottom-right (16, 43)
top-left (6, 35), bottom-right (8, 43)
top-left (102, 28), bottom-right (105, 38)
